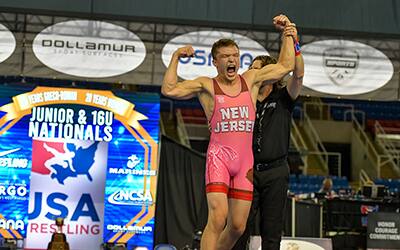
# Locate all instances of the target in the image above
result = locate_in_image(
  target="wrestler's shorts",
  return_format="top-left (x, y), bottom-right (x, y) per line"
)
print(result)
top-left (205, 144), bottom-right (253, 201)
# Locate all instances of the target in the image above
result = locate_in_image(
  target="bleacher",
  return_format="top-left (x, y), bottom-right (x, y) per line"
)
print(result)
top-left (374, 178), bottom-right (400, 194)
top-left (289, 174), bottom-right (350, 195)
top-left (322, 97), bottom-right (400, 135)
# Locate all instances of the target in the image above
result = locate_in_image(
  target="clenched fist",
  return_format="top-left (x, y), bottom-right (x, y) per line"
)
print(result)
top-left (174, 45), bottom-right (195, 58)
top-left (273, 14), bottom-right (292, 31)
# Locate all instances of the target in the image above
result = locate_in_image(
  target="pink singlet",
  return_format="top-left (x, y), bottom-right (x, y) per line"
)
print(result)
top-left (205, 75), bottom-right (255, 201)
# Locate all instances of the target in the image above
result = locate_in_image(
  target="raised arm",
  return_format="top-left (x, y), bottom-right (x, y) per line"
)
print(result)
top-left (283, 24), bottom-right (304, 99)
top-left (161, 45), bottom-right (204, 100)
top-left (245, 15), bottom-right (295, 87)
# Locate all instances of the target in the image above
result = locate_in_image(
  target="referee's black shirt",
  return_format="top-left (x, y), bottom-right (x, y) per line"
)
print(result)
top-left (253, 86), bottom-right (296, 163)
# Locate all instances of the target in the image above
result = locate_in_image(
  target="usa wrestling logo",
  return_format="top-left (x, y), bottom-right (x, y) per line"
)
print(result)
top-left (31, 139), bottom-right (99, 185)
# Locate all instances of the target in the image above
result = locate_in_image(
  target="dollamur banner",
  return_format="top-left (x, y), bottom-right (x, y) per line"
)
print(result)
top-left (0, 85), bottom-right (159, 249)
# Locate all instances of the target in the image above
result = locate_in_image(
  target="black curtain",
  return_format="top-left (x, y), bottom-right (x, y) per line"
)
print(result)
top-left (154, 136), bottom-right (208, 248)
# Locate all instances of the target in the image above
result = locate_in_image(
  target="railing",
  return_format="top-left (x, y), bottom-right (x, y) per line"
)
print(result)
top-left (359, 169), bottom-right (372, 187)
top-left (374, 120), bottom-right (400, 174)
top-left (299, 100), bottom-right (400, 179)
top-left (302, 151), bottom-right (342, 176)
top-left (303, 101), bottom-right (393, 179)
top-left (302, 112), bottom-right (329, 173)
top-left (352, 115), bottom-right (381, 178)
top-left (290, 119), bottom-right (308, 171)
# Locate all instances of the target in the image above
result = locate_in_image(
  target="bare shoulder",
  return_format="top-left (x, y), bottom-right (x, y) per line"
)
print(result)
top-left (242, 69), bottom-right (259, 88)
top-left (195, 76), bottom-right (212, 84)
top-left (194, 76), bottom-right (213, 93)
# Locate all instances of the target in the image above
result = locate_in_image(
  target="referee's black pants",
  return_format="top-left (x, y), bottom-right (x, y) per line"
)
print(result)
top-left (232, 163), bottom-right (289, 250)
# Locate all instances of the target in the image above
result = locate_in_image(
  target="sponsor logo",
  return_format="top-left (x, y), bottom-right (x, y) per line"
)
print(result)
top-left (323, 47), bottom-right (359, 85)
top-left (33, 20), bottom-right (146, 78)
top-left (27, 139), bottom-right (107, 249)
top-left (0, 219), bottom-right (25, 231)
top-left (0, 23), bottom-right (16, 63)
top-left (108, 168), bottom-right (156, 176)
top-left (107, 189), bottom-right (153, 206)
top-left (31, 139), bottom-right (100, 185)
top-left (162, 31), bottom-right (268, 80)
top-left (108, 154), bottom-right (156, 176)
top-left (29, 192), bottom-right (100, 222)
top-left (302, 39), bottom-right (394, 95)
top-left (0, 148), bottom-right (20, 157)
top-left (0, 148), bottom-right (28, 168)
top-left (127, 154), bottom-right (141, 169)
top-left (0, 184), bottom-right (28, 198)
top-left (107, 224), bottom-right (152, 234)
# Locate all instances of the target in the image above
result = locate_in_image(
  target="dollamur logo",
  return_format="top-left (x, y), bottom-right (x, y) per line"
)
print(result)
top-left (32, 20), bottom-right (146, 78)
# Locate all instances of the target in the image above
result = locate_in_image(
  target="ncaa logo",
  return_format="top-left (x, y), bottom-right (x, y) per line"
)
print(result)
top-left (323, 47), bottom-right (359, 86)
top-left (31, 139), bottom-right (99, 185)
top-left (162, 31), bottom-right (268, 80)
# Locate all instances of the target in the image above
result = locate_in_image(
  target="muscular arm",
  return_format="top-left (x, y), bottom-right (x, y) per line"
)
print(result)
top-left (161, 46), bottom-right (204, 100)
top-left (287, 53), bottom-right (304, 99)
top-left (284, 24), bottom-right (304, 100)
top-left (245, 28), bottom-right (295, 88)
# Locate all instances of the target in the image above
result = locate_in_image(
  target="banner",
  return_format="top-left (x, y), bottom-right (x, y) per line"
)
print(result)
top-left (0, 23), bottom-right (16, 64)
top-left (302, 40), bottom-right (394, 96)
top-left (367, 212), bottom-right (400, 249)
top-left (162, 30), bottom-right (268, 80)
top-left (0, 85), bottom-right (159, 249)
top-left (32, 20), bottom-right (147, 78)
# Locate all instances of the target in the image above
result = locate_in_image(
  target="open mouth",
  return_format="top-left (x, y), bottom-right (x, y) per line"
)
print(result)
top-left (227, 65), bottom-right (236, 75)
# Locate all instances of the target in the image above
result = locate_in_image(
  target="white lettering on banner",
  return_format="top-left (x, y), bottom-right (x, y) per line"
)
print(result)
top-left (21, 91), bottom-right (77, 107)
top-left (108, 190), bottom-right (153, 206)
top-left (107, 224), bottom-right (152, 234)
top-left (377, 221), bottom-right (396, 228)
top-left (108, 168), bottom-right (156, 176)
top-left (28, 107), bottom-right (113, 142)
top-left (369, 219), bottom-right (400, 241)
top-left (33, 20), bottom-right (146, 78)
top-left (0, 219), bottom-right (24, 230)
top-left (161, 31), bottom-right (268, 80)
top-left (0, 185), bottom-right (28, 197)
top-left (85, 93), bottom-right (126, 115)
top-left (369, 233), bottom-right (400, 240)
top-left (0, 158), bottom-right (28, 168)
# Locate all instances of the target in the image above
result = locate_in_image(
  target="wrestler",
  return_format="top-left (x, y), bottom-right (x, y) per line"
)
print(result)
top-left (162, 14), bottom-right (295, 250)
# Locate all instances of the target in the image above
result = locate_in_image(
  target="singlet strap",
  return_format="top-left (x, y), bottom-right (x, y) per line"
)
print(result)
top-left (213, 75), bottom-right (249, 95)
top-left (238, 75), bottom-right (249, 92)
top-left (212, 78), bottom-right (224, 95)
